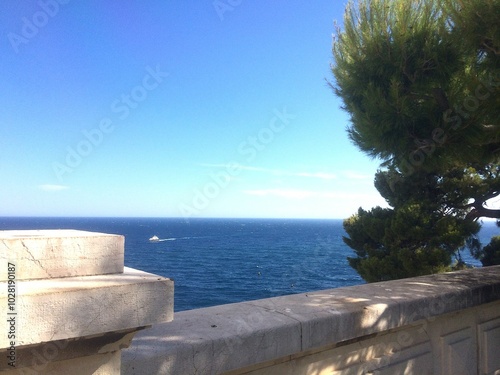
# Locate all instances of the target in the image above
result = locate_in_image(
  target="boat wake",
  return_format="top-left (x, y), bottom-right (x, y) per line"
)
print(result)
top-left (150, 236), bottom-right (205, 242)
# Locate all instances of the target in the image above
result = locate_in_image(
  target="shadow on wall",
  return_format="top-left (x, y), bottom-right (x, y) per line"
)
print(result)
top-left (122, 266), bottom-right (500, 374)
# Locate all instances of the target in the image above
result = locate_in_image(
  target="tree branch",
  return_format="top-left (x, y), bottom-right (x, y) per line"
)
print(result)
top-left (467, 207), bottom-right (500, 220)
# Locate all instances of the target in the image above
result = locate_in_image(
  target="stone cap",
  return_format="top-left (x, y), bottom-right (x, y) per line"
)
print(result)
top-left (0, 267), bottom-right (174, 348)
top-left (0, 230), bottom-right (124, 281)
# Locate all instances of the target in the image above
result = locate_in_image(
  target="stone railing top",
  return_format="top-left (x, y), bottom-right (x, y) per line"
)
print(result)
top-left (122, 265), bottom-right (500, 375)
top-left (0, 229), bottom-right (124, 281)
top-left (0, 230), bottom-right (174, 375)
top-left (0, 267), bottom-right (174, 348)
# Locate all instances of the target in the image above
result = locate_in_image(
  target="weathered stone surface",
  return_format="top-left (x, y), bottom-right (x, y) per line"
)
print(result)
top-left (0, 230), bottom-right (174, 375)
top-left (0, 328), bottom-right (139, 373)
top-left (0, 267), bottom-right (174, 348)
top-left (0, 230), bottom-right (124, 281)
top-left (122, 266), bottom-right (500, 375)
top-left (122, 302), bottom-right (302, 375)
top-left (2, 350), bottom-right (121, 375)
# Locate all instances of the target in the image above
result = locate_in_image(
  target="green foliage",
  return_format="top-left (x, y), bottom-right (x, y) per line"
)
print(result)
top-left (343, 193), bottom-right (480, 283)
top-left (478, 235), bottom-right (500, 266)
top-left (333, 0), bottom-right (500, 171)
top-left (333, 0), bottom-right (454, 163)
top-left (332, 0), bottom-right (500, 282)
top-left (445, 0), bottom-right (500, 72)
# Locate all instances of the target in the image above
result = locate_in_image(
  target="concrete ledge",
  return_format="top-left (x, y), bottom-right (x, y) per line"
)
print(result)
top-left (0, 230), bottom-right (124, 281)
top-left (122, 266), bottom-right (500, 374)
top-left (0, 267), bottom-right (174, 347)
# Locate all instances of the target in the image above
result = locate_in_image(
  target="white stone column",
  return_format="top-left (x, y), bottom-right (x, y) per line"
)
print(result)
top-left (0, 230), bottom-right (173, 374)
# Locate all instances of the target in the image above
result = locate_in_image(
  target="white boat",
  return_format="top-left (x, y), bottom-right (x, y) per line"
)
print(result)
top-left (149, 235), bottom-right (160, 242)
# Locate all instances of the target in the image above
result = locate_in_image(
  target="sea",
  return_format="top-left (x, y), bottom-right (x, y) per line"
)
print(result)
top-left (1, 217), bottom-right (497, 312)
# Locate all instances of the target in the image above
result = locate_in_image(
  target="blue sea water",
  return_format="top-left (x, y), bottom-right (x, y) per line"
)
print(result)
top-left (1, 217), bottom-right (497, 312)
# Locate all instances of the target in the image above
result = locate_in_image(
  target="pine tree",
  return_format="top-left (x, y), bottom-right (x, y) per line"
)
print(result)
top-left (332, 0), bottom-right (500, 280)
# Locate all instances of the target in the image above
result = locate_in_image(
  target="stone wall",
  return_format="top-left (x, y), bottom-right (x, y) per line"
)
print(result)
top-left (122, 266), bottom-right (500, 375)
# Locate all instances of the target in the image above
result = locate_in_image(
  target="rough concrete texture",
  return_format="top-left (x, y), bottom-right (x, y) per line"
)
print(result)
top-left (0, 267), bottom-right (174, 348)
top-left (122, 266), bottom-right (500, 375)
top-left (0, 328), bottom-right (140, 372)
top-left (0, 230), bottom-right (124, 281)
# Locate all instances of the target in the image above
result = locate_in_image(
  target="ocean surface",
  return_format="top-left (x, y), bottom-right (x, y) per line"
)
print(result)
top-left (1, 217), bottom-right (497, 312)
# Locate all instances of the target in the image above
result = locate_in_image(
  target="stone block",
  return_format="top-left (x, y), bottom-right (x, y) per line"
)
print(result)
top-left (0, 230), bottom-right (124, 281)
top-left (0, 267), bottom-right (174, 348)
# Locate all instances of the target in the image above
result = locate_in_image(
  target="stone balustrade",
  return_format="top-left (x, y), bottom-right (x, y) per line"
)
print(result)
top-left (0, 230), bottom-right (173, 374)
top-left (122, 265), bottom-right (500, 375)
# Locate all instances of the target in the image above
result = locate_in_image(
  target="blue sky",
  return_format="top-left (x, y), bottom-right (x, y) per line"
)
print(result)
top-left (0, 0), bottom-right (388, 219)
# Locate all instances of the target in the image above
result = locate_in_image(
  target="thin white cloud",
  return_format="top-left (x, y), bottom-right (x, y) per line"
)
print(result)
top-left (243, 189), bottom-right (314, 199)
top-left (243, 189), bottom-right (389, 206)
top-left (200, 163), bottom-right (336, 180)
top-left (198, 163), bottom-right (237, 168)
top-left (341, 171), bottom-right (372, 180)
top-left (296, 172), bottom-right (336, 180)
top-left (38, 184), bottom-right (69, 192)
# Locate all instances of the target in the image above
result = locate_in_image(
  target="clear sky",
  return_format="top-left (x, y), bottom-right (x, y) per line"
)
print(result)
top-left (0, 0), bottom-right (388, 219)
